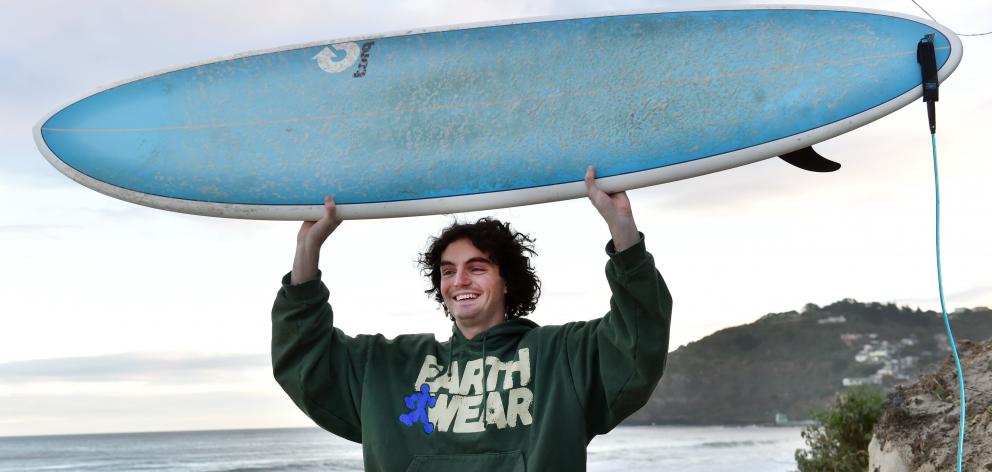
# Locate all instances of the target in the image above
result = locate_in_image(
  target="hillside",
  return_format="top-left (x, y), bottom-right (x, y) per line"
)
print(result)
top-left (626, 300), bottom-right (992, 425)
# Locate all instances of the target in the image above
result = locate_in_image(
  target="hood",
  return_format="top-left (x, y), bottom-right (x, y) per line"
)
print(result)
top-left (448, 318), bottom-right (538, 355)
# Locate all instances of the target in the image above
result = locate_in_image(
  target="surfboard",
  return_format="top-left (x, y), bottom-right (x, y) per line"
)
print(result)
top-left (33, 5), bottom-right (962, 220)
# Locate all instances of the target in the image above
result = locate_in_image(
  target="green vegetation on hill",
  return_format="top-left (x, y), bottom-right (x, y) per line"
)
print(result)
top-left (625, 300), bottom-right (992, 425)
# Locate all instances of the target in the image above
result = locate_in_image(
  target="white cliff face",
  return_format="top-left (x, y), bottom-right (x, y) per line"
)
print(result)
top-left (868, 434), bottom-right (926, 472)
top-left (867, 339), bottom-right (992, 471)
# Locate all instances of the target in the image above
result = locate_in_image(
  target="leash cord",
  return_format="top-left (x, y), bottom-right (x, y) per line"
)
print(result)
top-left (930, 131), bottom-right (966, 472)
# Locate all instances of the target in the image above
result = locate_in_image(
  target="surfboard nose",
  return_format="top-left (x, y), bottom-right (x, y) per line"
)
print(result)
top-left (38, 81), bottom-right (193, 197)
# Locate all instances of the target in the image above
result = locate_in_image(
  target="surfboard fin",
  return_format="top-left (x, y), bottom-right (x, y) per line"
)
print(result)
top-left (779, 146), bottom-right (840, 172)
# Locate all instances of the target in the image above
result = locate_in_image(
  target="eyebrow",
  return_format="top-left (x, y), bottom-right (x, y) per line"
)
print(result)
top-left (440, 256), bottom-right (493, 267)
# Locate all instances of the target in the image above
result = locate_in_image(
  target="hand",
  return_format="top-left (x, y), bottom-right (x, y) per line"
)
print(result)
top-left (585, 166), bottom-right (639, 252)
top-left (291, 196), bottom-right (342, 285)
top-left (297, 196), bottom-right (342, 250)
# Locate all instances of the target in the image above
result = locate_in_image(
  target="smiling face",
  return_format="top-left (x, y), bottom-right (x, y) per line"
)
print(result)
top-left (440, 238), bottom-right (508, 335)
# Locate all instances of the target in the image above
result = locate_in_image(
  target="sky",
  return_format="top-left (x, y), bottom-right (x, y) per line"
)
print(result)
top-left (0, 0), bottom-right (990, 437)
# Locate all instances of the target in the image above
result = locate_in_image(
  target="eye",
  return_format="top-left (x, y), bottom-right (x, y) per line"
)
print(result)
top-left (468, 264), bottom-right (488, 273)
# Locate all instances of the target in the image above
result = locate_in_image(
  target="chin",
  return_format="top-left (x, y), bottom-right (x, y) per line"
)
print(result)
top-left (451, 311), bottom-right (479, 321)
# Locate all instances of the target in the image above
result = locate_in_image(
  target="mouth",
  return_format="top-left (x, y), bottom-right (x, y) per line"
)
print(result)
top-left (454, 293), bottom-right (480, 301)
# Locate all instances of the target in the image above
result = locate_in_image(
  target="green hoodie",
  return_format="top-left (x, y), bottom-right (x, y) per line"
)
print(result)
top-left (272, 236), bottom-right (672, 471)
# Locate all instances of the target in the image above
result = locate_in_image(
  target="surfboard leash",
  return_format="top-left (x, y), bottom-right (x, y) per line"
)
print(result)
top-left (910, 0), bottom-right (992, 37)
top-left (918, 34), bottom-right (965, 472)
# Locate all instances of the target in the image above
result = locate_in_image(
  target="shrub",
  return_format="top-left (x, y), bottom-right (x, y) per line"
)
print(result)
top-left (794, 386), bottom-right (885, 472)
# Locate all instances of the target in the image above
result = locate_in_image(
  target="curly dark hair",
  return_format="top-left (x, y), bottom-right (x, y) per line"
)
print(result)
top-left (418, 218), bottom-right (540, 320)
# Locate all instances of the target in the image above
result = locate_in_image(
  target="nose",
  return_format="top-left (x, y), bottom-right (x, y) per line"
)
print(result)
top-left (454, 268), bottom-right (471, 286)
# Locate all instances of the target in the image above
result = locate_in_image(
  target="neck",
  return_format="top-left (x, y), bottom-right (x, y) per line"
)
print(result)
top-left (455, 317), bottom-right (505, 340)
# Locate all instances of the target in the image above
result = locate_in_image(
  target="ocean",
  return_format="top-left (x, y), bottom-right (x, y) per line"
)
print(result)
top-left (0, 425), bottom-right (805, 471)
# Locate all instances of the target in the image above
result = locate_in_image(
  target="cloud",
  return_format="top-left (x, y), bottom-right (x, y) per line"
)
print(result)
top-left (0, 351), bottom-right (310, 436)
top-left (0, 224), bottom-right (76, 233)
top-left (0, 352), bottom-right (269, 384)
top-left (893, 285), bottom-right (992, 309)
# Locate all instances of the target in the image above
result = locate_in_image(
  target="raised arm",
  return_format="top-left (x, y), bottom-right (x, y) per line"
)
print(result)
top-left (565, 166), bottom-right (672, 435)
top-left (274, 196), bottom-right (366, 442)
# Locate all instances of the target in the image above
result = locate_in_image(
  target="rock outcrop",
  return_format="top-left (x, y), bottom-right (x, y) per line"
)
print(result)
top-left (869, 339), bottom-right (992, 471)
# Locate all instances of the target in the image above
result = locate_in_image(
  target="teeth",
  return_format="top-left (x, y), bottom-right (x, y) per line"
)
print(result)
top-left (455, 294), bottom-right (479, 301)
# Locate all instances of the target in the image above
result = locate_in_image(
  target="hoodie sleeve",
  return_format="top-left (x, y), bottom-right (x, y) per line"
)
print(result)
top-left (271, 271), bottom-right (367, 443)
top-left (563, 234), bottom-right (673, 435)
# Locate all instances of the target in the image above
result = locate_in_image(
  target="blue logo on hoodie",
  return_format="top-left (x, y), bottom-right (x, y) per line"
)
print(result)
top-left (399, 383), bottom-right (437, 434)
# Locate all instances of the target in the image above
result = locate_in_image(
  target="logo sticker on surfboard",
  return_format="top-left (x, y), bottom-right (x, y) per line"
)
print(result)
top-left (313, 42), bottom-right (360, 73)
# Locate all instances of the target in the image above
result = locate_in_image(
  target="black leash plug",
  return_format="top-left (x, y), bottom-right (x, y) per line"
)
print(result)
top-left (917, 33), bottom-right (939, 134)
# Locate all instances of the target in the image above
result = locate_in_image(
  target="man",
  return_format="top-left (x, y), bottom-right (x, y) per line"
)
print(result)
top-left (272, 167), bottom-right (672, 471)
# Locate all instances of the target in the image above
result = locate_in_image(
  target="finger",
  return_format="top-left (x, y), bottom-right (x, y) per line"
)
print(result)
top-left (306, 196), bottom-right (331, 232)
top-left (328, 196), bottom-right (344, 225)
top-left (302, 196), bottom-right (334, 227)
top-left (584, 165), bottom-right (596, 192)
top-left (319, 195), bottom-right (342, 222)
top-left (585, 165), bottom-right (608, 202)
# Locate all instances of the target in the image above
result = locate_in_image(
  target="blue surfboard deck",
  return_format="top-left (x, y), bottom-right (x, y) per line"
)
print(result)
top-left (34, 6), bottom-right (961, 220)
